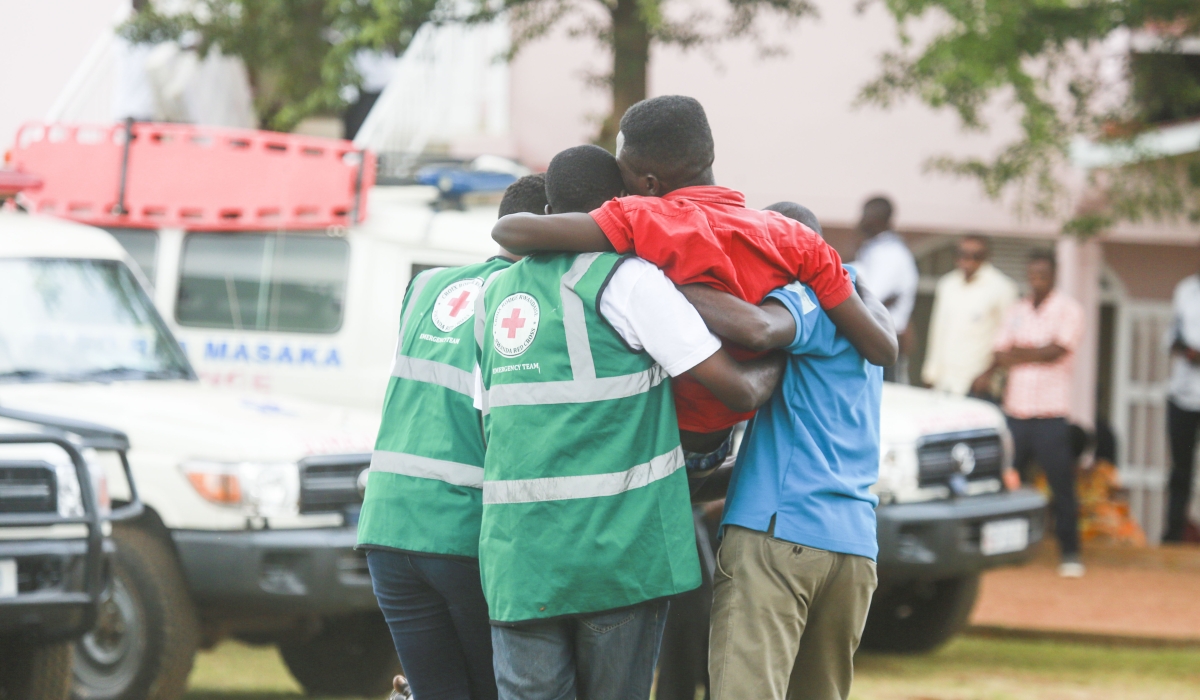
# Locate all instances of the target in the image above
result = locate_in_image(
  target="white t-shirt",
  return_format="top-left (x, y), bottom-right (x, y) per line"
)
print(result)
top-left (854, 231), bottom-right (919, 332)
top-left (1169, 274), bottom-right (1200, 410)
top-left (598, 257), bottom-right (722, 376)
top-left (472, 257), bottom-right (721, 407)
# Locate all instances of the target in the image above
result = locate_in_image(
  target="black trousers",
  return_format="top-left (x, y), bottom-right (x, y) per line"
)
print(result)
top-left (1165, 401), bottom-right (1200, 542)
top-left (1007, 416), bottom-right (1080, 556)
top-left (656, 511), bottom-right (716, 700)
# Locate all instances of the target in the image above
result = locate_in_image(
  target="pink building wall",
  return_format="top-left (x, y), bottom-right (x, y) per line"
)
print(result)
top-left (0, 0), bottom-right (126, 152)
top-left (506, 0), bottom-right (1200, 430)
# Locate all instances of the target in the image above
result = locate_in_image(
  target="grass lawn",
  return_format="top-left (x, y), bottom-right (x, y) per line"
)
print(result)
top-left (184, 635), bottom-right (1200, 700)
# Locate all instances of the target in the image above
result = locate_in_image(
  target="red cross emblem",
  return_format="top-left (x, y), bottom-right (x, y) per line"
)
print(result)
top-left (493, 293), bottom-right (540, 357)
top-left (431, 278), bottom-right (483, 332)
top-left (501, 307), bottom-right (526, 338)
top-left (447, 290), bottom-right (472, 317)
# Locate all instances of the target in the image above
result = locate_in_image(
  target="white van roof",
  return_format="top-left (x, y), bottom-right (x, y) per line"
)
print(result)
top-left (0, 212), bottom-right (128, 260)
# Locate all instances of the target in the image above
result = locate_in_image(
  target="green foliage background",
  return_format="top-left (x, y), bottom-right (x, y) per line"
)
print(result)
top-left (861, 0), bottom-right (1200, 230)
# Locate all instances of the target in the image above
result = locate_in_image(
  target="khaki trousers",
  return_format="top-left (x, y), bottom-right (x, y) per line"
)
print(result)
top-left (708, 526), bottom-right (877, 700)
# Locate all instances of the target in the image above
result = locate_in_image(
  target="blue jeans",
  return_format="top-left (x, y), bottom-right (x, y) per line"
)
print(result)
top-left (366, 549), bottom-right (497, 700)
top-left (491, 598), bottom-right (669, 700)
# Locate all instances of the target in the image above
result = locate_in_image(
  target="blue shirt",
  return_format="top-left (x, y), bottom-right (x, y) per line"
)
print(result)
top-left (722, 274), bottom-right (884, 560)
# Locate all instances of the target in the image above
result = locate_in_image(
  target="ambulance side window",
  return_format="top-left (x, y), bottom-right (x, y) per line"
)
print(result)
top-left (107, 229), bottom-right (159, 290)
top-left (176, 232), bottom-right (349, 333)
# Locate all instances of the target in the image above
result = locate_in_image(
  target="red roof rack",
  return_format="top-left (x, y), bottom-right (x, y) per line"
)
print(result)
top-left (10, 122), bottom-right (375, 230)
top-left (0, 169), bottom-right (42, 197)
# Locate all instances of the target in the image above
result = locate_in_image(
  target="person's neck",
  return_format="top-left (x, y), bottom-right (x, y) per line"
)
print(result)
top-left (657, 168), bottom-right (715, 197)
top-left (1032, 290), bottom-right (1051, 308)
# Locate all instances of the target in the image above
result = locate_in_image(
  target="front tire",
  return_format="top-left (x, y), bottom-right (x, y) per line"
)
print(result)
top-left (0, 640), bottom-right (73, 700)
top-left (859, 574), bottom-right (980, 653)
top-left (278, 613), bottom-right (400, 697)
top-left (72, 526), bottom-right (199, 700)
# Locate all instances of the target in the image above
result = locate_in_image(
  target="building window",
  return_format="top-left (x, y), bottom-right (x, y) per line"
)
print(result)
top-left (1130, 52), bottom-right (1200, 125)
top-left (177, 232), bottom-right (349, 334)
top-left (107, 229), bottom-right (159, 289)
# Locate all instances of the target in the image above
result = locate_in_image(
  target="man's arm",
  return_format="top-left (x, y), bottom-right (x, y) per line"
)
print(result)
top-left (825, 283), bottom-right (899, 367)
top-left (994, 345), bottom-right (1068, 366)
top-left (688, 349), bottom-right (786, 413)
top-left (492, 213), bottom-right (613, 255)
top-left (679, 284), bottom-right (796, 352)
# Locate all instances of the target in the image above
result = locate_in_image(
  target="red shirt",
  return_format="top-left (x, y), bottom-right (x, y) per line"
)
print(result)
top-left (591, 186), bottom-right (853, 433)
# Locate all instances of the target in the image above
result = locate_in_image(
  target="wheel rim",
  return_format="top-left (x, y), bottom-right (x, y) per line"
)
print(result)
top-left (72, 576), bottom-right (146, 699)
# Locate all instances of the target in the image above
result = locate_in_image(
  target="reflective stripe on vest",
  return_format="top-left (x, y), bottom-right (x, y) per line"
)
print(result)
top-left (370, 450), bottom-right (485, 489)
top-left (476, 254), bottom-right (664, 415)
top-left (391, 355), bottom-right (474, 397)
top-left (483, 446), bottom-right (683, 505)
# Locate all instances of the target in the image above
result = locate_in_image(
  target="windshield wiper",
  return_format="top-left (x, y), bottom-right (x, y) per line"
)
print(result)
top-left (0, 369), bottom-right (62, 383)
top-left (68, 367), bottom-right (191, 382)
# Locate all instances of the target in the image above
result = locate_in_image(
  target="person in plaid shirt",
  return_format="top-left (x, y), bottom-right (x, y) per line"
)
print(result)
top-left (973, 249), bottom-right (1085, 578)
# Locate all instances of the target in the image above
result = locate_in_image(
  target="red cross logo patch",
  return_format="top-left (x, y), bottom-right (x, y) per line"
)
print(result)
top-left (431, 278), bottom-right (484, 332)
top-left (492, 293), bottom-right (540, 357)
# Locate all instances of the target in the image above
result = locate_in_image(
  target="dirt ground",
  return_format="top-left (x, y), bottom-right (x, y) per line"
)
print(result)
top-left (970, 543), bottom-right (1200, 641)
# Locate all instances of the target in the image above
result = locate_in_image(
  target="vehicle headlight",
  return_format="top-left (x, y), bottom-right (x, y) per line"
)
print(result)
top-left (181, 460), bottom-right (300, 517)
top-left (55, 449), bottom-right (111, 519)
top-left (871, 444), bottom-right (919, 503)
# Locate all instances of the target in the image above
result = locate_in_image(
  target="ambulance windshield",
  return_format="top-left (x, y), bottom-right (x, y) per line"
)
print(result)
top-left (0, 259), bottom-right (191, 382)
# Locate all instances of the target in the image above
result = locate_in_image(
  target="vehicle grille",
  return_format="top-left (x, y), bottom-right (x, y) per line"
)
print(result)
top-left (298, 454), bottom-right (371, 514)
top-left (0, 463), bottom-right (57, 513)
top-left (917, 431), bottom-right (1004, 489)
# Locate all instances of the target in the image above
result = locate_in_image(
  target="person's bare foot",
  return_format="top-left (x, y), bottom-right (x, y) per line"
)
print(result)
top-left (389, 675), bottom-right (412, 699)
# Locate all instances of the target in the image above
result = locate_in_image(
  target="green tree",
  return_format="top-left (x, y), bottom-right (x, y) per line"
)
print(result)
top-left (859, 0), bottom-right (1200, 232)
top-left (491, 0), bottom-right (818, 148)
top-left (120, 0), bottom-right (443, 131)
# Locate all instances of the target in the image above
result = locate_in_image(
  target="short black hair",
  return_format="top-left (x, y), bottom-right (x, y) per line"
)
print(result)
top-left (1028, 248), bottom-right (1057, 271)
top-left (961, 233), bottom-right (991, 252)
top-left (498, 174), bottom-right (548, 217)
top-left (764, 201), bottom-right (822, 235)
top-left (863, 196), bottom-right (894, 222)
top-left (545, 145), bottom-right (625, 214)
top-left (618, 95), bottom-right (714, 179)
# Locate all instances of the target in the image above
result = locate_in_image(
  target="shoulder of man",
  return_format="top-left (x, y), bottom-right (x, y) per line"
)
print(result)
top-left (1174, 273), bottom-right (1200, 300)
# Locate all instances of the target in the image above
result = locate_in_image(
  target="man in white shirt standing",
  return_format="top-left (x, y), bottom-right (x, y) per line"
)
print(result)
top-left (923, 235), bottom-right (1018, 396)
top-left (1165, 271), bottom-right (1200, 542)
top-left (853, 196), bottom-right (918, 383)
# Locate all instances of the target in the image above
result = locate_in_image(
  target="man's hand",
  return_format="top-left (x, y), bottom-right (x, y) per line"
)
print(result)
top-left (688, 349), bottom-right (785, 413)
top-left (1171, 340), bottom-right (1200, 366)
top-left (491, 213), bottom-right (613, 255)
top-left (679, 285), bottom-right (796, 352)
top-left (970, 371), bottom-right (994, 396)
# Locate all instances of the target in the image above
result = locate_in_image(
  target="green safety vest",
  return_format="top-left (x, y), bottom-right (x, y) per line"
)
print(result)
top-left (475, 252), bottom-right (701, 623)
top-left (357, 257), bottom-right (512, 558)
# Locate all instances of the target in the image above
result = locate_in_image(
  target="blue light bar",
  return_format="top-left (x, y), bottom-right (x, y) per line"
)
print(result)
top-left (415, 166), bottom-right (517, 196)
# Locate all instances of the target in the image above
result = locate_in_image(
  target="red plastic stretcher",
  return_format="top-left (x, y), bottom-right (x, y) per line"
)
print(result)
top-left (9, 121), bottom-right (375, 231)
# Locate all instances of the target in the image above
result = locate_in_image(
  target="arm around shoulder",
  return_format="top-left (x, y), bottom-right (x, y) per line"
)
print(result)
top-left (491, 213), bottom-right (614, 255)
top-left (679, 285), bottom-right (796, 352)
top-left (826, 286), bottom-right (899, 367)
top-left (688, 348), bottom-right (786, 413)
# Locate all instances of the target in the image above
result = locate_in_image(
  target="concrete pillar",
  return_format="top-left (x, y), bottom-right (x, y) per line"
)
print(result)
top-left (1056, 236), bottom-right (1103, 429)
